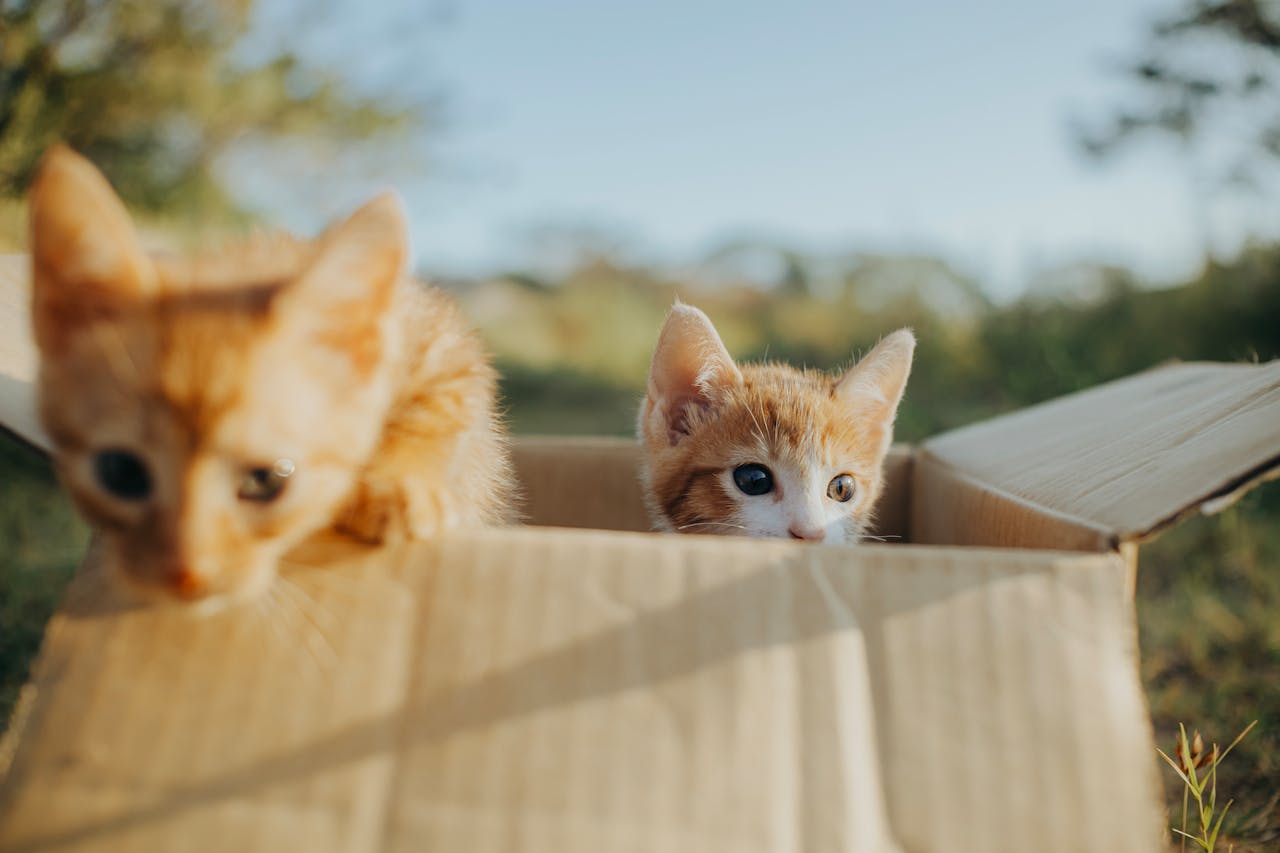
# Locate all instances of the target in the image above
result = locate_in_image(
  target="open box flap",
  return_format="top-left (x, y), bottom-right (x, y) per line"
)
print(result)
top-left (922, 360), bottom-right (1280, 545)
top-left (0, 529), bottom-right (1161, 852)
top-left (0, 255), bottom-right (47, 453)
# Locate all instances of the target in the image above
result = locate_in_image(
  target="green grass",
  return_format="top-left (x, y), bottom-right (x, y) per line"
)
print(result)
top-left (498, 362), bottom-right (639, 436)
top-left (1156, 720), bottom-right (1259, 852)
top-left (1138, 487), bottom-right (1280, 851)
top-left (0, 432), bottom-right (88, 720)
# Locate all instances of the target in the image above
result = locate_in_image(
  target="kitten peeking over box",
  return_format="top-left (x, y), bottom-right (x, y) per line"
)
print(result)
top-left (638, 302), bottom-right (914, 545)
top-left (27, 146), bottom-right (512, 606)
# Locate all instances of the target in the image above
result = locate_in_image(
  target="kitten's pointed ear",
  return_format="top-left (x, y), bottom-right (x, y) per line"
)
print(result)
top-left (285, 192), bottom-right (407, 317)
top-left (29, 146), bottom-right (154, 349)
top-left (834, 329), bottom-right (915, 453)
top-left (646, 303), bottom-right (742, 445)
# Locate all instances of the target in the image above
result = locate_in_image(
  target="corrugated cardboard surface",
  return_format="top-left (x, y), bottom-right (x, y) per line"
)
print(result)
top-left (511, 436), bottom-right (652, 532)
top-left (911, 453), bottom-right (1114, 552)
top-left (923, 360), bottom-right (1280, 542)
top-left (0, 530), bottom-right (1161, 852)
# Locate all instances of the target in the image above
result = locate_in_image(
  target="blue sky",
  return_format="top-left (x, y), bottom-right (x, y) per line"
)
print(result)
top-left (235, 0), bottom-right (1277, 297)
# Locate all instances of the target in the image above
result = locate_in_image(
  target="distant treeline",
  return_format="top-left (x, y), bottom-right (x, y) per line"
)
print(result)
top-left (475, 245), bottom-right (1280, 441)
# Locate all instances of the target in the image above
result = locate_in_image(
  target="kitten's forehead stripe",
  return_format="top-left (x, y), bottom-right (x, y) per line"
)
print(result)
top-left (729, 368), bottom-right (875, 471)
top-left (147, 238), bottom-right (307, 439)
top-left (155, 295), bottom-right (266, 442)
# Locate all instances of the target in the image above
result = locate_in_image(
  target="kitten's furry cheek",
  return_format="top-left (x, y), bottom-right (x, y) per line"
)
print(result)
top-left (93, 545), bottom-right (158, 609)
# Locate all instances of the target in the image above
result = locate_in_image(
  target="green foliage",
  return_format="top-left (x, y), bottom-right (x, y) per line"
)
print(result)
top-left (0, 433), bottom-right (87, 719)
top-left (1141, 488), bottom-right (1280, 850)
top-left (0, 0), bottom-right (420, 217)
top-left (484, 244), bottom-right (1280, 442)
top-left (1080, 0), bottom-right (1280, 186)
top-left (499, 361), bottom-right (640, 436)
top-left (1157, 720), bottom-right (1258, 851)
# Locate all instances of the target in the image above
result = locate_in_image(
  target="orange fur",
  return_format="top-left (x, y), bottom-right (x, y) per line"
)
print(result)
top-left (638, 302), bottom-right (914, 544)
top-left (29, 146), bottom-right (511, 605)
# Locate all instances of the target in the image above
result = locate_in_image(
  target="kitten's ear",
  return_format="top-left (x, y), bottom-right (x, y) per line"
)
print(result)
top-left (834, 329), bottom-right (915, 452)
top-left (286, 192), bottom-right (407, 313)
top-left (28, 146), bottom-right (155, 349)
top-left (276, 192), bottom-right (407, 356)
top-left (646, 303), bottom-right (743, 445)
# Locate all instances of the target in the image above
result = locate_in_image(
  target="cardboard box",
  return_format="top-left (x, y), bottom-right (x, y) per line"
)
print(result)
top-left (1, 253), bottom-right (1277, 852)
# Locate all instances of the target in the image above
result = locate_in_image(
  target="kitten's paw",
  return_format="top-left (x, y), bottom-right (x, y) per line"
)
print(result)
top-left (333, 481), bottom-right (411, 544)
top-left (333, 480), bottom-right (450, 544)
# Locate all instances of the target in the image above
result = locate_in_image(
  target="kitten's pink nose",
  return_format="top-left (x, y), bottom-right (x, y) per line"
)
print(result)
top-left (788, 525), bottom-right (825, 542)
top-left (168, 567), bottom-right (207, 599)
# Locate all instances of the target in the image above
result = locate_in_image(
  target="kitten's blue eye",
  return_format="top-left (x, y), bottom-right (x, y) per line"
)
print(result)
top-left (828, 473), bottom-right (856, 503)
top-left (237, 458), bottom-right (295, 503)
top-left (93, 450), bottom-right (152, 501)
top-left (733, 463), bottom-right (774, 496)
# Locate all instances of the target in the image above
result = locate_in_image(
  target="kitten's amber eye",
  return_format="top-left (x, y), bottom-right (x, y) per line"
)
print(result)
top-left (93, 450), bottom-right (152, 501)
top-left (237, 459), bottom-right (295, 503)
top-left (733, 463), bottom-right (774, 496)
top-left (827, 474), bottom-right (856, 503)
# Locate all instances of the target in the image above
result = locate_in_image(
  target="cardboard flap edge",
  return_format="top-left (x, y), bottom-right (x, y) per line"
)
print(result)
top-left (1129, 451), bottom-right (1280, 544)
top-left (921, 360), bottom-right (1280, 544)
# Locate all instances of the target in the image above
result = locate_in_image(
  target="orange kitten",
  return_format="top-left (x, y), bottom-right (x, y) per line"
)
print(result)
top-left (29, 146), bottom-right (511, 605)
top-left (638, 303), bottom-right (914, 544)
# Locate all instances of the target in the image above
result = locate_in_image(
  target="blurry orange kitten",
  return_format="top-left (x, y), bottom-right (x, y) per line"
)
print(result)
top-left (638, 303), bottom-right (914, 544)
top-left (29, 146), bottom-right (511, 605)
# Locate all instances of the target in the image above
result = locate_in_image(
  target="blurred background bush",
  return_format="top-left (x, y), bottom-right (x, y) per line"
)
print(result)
top-left (1, 0), bottom-right (1277, 846)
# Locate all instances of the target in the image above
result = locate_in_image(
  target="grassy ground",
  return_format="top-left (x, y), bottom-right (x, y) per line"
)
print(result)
top-left (0, 432), bottom-right (87, 720)
top-left (1137, 486), bottom-right (1280, 851)
top-left (0, 415), bottom-right (1275, 846)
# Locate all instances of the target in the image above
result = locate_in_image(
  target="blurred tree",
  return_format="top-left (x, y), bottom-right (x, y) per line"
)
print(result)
top-left (777, 251), bottom-right (811, 297)
top-left (1080, 0), bottom-right (1280, 188)
top-left (0, 0), bottom-right (421, 216)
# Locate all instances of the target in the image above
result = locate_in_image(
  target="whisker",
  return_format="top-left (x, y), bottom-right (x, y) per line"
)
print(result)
top-left (269, 580), bottom-right (338, 671)
top-left (859, 534), bottom-right (901, 542)
top-left (677, 521), bottom-right (748, 532)
top-left (745, 404), bottom-right (770, 455)
top-left (285, 581), bottom-right (340, 641)
top-left (276, 561), bottom-right (370, 599)
top-left (254, 588), bottom-right (290, 650)
top-left (275, 578), bottom-right (339, 670)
